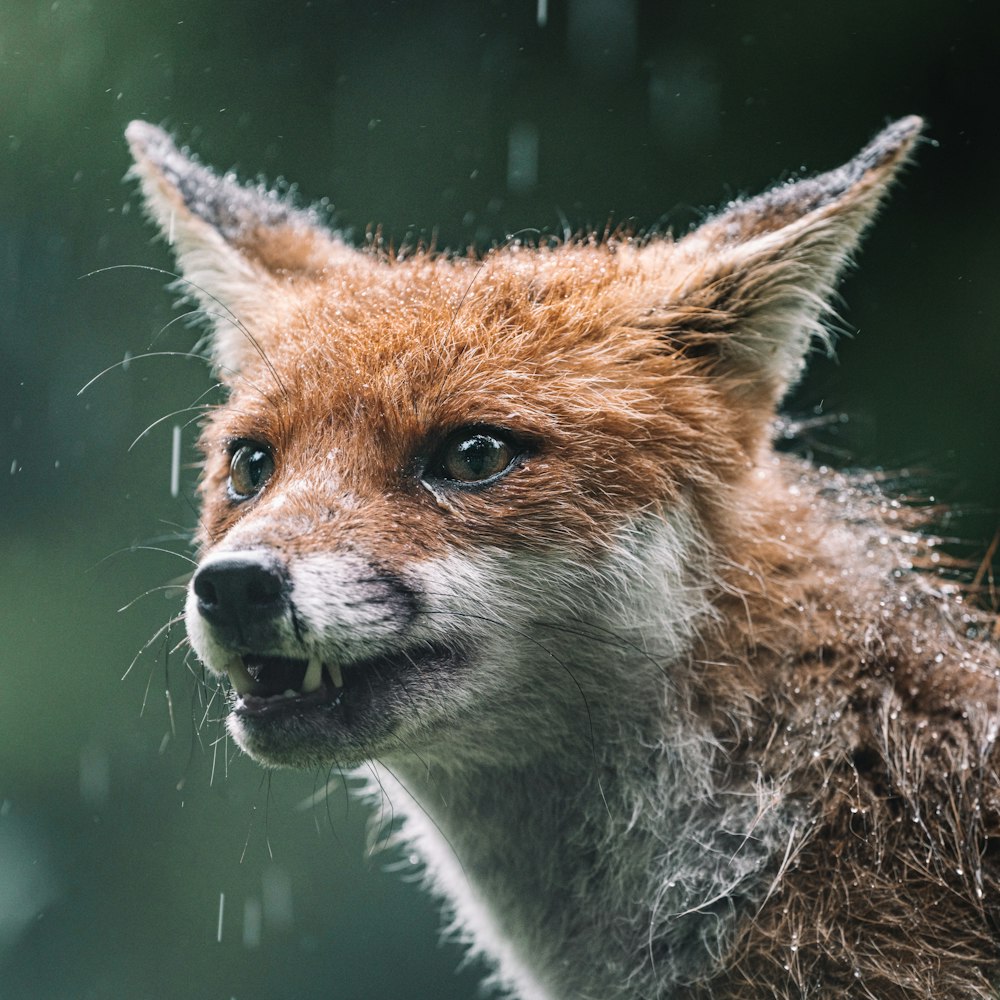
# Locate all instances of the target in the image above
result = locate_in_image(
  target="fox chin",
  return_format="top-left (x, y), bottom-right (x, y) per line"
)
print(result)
top-left (126, 116), bottom-right (1000, 1000)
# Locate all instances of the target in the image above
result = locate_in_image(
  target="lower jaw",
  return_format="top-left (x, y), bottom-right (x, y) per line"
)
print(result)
top-left (226, 707), bottom-right (374, 770)
top-left (224, 644), bottom-right (463, 768)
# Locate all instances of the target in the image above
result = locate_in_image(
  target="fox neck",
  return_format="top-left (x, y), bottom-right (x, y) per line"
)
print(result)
top-left (375, 666), bottom-right (791, 1000)
top-left (367, 458), bottom-right (894, 999)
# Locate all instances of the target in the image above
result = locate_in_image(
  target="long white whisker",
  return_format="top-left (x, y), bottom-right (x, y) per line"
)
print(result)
top-left (117, 583), bottom-right (188, 613)
top-left (78, 351), bottom-right (210, 395)
top-left (122, 612), bottom-right (185, 681)
top-left (128, 404), bottom-right (215, 451)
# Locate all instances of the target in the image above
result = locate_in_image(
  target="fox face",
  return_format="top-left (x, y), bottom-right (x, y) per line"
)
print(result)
top-left (180, 237), bottom-right (721, 770)
top-left (126, 118), bottom-right (923, 776)
top-left (126, 119), bottom-right (1000, 999)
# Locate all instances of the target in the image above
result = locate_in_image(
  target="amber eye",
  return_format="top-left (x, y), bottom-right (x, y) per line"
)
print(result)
top-left (431, 430), bottom-right (519, 486)
top-left (228, 442), bottom-right (275, 500)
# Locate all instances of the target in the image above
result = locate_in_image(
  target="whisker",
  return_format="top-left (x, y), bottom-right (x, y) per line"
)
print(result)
top-left (77, 350), bottom-right (211, 395)
top-left (373, 759), bottom-right (471, 888)
top-left (128, 403), bottom-right (214, 452)
top-left (140, 654), bottom-right (158, 716)
top-left (364, 758), bottom-right (396, 854)
top-left (117, 583), bottom-right (188, 613)
top-left (263, 773), bottom-right (274, 860)
top-left (198, 683), bottom-right (223, 736)
top-left (239, 815), bottom-right (253, 864)
top-left (145, 306), bottom-right (212, 347)
top-left (297, 761), bottom-right (353, 851)
top-left (164, 645), bottom-right (176, 737)
top-left (93, 544), bottom-right (198, 573)
top-left (81, 263), bottom-right (289, 400)
top-left (169, 634), bottom-right (191, 656)
top-left (122, 612), bottom-right (185, 681)
top-left (209, 731), bottom-right (221, 787)
top-left (81, 268), bottom-right (289, 415)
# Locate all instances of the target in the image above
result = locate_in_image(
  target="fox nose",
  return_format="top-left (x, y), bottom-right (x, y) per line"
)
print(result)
top-left (192, 552), bottom-right (289, 633)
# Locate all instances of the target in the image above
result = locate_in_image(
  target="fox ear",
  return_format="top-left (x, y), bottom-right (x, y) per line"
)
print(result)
top-left (645, 116), bottom-right (924, 402)
top-left (126, 121), bottom-right (351, 375)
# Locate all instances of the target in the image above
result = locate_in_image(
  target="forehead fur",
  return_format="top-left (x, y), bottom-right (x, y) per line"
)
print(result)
top-left (247, 238), bottom-right (685, 367)
top-left (128, 118), bottom-right (922, 556)
top-left (197, 242), bottom-right (745, 554)
top-left (219, 239), bottom-right (742, 445)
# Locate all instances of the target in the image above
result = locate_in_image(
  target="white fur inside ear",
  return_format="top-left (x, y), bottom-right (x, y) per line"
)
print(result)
top-left (663, 118), bottom-right (921, 400)
top-left (162, 236), bottom-right (278, 377)
top-left (718, 227), bottom-right (844, 396)
top-left (128, 156), bottom-right (277, 374)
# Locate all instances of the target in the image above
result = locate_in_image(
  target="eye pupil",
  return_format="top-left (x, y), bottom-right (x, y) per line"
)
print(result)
top-left (229, 443), bottom-right (274, 499)
top-left (443, 433), bottom-right (514, 484)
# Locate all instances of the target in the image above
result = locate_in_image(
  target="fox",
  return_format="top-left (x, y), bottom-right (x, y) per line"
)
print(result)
top-left (124, 115), bottom-right (1000, 999)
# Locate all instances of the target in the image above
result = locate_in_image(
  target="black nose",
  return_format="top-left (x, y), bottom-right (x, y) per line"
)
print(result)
top-left (192, 552), bottom-right (289, 635)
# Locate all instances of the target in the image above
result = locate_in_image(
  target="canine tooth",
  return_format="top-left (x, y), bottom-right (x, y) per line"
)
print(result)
top-left (328, 662), bottom-right (344, 690)
top-left (227, 657), bottom-right (254, 696)
top-left (302, 656), bottom-right (323, 694)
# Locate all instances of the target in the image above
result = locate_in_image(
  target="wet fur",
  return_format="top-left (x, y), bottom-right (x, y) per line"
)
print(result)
top-left (126, 117), bottom-right (1000, 998)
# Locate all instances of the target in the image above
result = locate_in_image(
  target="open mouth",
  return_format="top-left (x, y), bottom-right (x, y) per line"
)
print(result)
top-left (224, 644), bottom-right (454, 718)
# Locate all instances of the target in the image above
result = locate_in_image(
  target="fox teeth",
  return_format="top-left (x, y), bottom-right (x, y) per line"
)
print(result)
top-left (227, 656), bottom-right (254, 696)
top-left (327, 662), bottom-right (344, 690)
top-left (302, 656), bottom-right (323, 694)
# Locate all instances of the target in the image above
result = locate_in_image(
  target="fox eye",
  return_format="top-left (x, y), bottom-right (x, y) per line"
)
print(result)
top-left (228, 442), bottom-right (275, 500)
top-left (429, 429), bottom-right (520, 487)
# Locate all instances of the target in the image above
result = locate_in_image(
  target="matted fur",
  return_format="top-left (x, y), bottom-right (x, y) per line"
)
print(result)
top-left (127, 116), bottom-right (1000, 998)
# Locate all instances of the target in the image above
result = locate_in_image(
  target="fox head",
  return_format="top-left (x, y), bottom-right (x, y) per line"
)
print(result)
top-left (127, 118), bottom-right (921, 771)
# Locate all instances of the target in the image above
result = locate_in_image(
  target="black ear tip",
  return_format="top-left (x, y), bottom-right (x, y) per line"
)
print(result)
top-left (125, 120), bottom-right (178, 166)
top-left (859, 115), bottom-right (925, 172)
top-left (893, 114), bottom-right (925, 137)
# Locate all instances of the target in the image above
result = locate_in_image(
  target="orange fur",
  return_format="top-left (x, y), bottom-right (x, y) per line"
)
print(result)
top-left (127, 117), bottom-right (1000, 998)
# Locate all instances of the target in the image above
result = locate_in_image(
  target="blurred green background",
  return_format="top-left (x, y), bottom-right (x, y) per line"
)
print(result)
top-left (1, 1), bottom-right (998, 998)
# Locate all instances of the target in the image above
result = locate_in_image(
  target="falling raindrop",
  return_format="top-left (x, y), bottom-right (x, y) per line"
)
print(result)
top-left (262, 865), bottom-right (293, 931)
top-left (216, 892), bottom-right (225, 943)
top-left (170, 424), bottom-right (181, 497)
top-left (507, 122), bottom-right (539, 195)
top-left (243, 897), bottom-right (262, 949)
